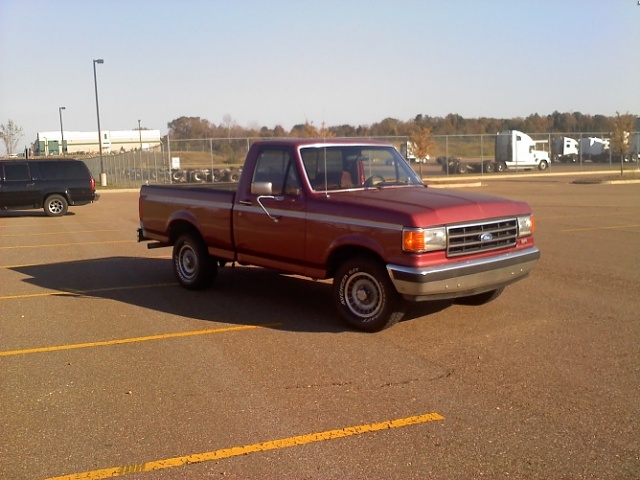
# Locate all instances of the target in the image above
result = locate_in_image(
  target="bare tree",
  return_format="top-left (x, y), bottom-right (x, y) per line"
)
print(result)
top-left (222, 114), bottom-right (236, 139)
top-left (0, 119), bottom-right (24, 156)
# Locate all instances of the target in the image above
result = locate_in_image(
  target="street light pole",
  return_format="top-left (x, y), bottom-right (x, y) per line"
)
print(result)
top-left (93, 58), bottom-right (106, 186)
top-left (58, 106), bottom-right (66, 156)
top-left (138, 119), bottom-right (143, 182)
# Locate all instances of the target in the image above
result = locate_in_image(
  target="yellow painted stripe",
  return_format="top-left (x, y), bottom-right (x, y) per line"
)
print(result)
top-left (45, 412), bottom-right (445, 480)
top-left (561, 223), bottom-right (640, 232)
top-left (0, 323), bottom-right (281, 357)
top-left (0, 220), bottom-right (110, 228)
top-left (0, 282), bottom-right (177, 301)
top-left (0, 240), bottom-right (133, 250)
top-left (0, 229), bottom-right (120, 237)
top-left (0, 257), bottom-right (170, 270)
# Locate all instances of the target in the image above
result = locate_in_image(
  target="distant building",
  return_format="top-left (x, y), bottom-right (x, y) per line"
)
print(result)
top-left (34, 130), bottom-right (162, 156)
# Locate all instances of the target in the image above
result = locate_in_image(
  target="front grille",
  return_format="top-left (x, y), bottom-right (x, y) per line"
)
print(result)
top-left (447, 218), bottom-right (517, 257)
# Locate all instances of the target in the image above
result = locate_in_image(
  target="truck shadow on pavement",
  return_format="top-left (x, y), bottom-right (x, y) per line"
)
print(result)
top-left (10, 256), bottom-right (451, 333)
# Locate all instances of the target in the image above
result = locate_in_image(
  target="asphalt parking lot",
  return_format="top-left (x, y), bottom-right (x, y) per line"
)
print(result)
top-left (1, 178), bottom-right (639, 479)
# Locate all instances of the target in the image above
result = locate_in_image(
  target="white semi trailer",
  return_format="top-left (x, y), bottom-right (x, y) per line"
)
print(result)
top-left (580, 136), bottom-right (610, 162)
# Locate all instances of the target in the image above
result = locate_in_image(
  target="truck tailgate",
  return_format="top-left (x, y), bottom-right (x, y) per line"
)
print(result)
top-left (139, 183), bottom-right (236, 258)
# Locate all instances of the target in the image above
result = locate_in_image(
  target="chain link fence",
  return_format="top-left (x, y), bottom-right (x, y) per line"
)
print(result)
top-left (81, 132), bottom-right (640, 188)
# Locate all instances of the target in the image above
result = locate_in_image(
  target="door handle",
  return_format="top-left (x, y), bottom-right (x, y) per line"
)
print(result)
top-left (238, 200), bottom-right (252, 206)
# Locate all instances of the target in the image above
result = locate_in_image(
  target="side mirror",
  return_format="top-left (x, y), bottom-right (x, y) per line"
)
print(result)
top-left (251, 181), bottom-right (273, 195)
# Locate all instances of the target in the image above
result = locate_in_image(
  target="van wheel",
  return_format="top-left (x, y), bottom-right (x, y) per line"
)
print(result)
top-left (173, 233), bottom-right (217, 289)
top-left (44, 194), bottom-right (68, 217)
top-left (333, 257), bottom-right (406, 332)
top-left (538, 160), bottom-right (549, 171)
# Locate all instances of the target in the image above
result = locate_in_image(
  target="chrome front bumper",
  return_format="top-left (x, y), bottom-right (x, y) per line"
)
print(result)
top-left (387, 246), bottom-right (540, 301)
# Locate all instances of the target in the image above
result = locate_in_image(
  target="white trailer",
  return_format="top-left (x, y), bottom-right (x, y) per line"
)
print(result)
top-left (579, 137), bottom-right (610, 162)
top-left (400, 141), bottom-right (429, 163)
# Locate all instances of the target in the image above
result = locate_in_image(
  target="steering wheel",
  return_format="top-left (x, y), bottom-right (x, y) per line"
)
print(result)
top-left (364, 175), bottom-right (385, 187)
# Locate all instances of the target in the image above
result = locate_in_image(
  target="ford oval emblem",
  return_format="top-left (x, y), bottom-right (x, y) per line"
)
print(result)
top-left (480, 233), bottom-right (494, 242)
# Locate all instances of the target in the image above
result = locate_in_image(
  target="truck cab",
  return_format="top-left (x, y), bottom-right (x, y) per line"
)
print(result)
top-left (495, 130), bottom-right (550, 171)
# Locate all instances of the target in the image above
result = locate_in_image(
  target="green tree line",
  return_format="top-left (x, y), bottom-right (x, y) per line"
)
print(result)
top-left (167, 111), bottom-right (637, 141)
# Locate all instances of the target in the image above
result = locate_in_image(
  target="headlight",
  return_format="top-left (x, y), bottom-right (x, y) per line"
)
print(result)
top-left (517, 215), bottom-right (535, 237)
top-left (403, 227), bottom-right (447, 253)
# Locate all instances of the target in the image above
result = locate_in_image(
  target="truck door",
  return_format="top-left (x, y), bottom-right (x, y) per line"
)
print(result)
top-left (233, 147), bottom-right (307, 273)
top-left (0, 162), bottom-right (40, 208)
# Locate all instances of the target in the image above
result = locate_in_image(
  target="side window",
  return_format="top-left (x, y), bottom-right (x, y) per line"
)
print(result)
top-left (3, 163), bottom-right (31, 181)
top-left (252, 149), bottom-right (300, 196)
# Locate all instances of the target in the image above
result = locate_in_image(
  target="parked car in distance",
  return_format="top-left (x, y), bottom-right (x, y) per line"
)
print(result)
top-left (0, 159), bottom-right (99, 217)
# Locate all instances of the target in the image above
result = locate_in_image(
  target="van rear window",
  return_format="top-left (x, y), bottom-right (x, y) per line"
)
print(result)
top-left (37, 161), bottom-right (88, 180)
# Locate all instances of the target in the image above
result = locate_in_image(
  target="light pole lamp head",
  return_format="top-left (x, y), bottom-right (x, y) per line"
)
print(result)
top-left (94, 59), bottom-right (104, 65)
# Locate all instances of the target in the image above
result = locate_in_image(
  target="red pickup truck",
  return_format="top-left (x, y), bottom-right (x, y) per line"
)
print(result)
top-left (138, 138), bottom-right (539, 331)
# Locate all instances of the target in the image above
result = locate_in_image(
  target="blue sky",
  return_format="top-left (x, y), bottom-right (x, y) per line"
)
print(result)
top-left (1, 0), bottom-right (638, 153)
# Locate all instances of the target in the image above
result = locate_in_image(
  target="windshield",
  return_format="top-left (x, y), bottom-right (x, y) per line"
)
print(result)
top-left (300, 145), bottom-right (423, 191)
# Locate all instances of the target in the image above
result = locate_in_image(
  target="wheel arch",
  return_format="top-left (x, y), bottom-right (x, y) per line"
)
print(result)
top-left (326, 244), bottom-right (385, 279)
top-left (168, 218), bottom-right (202, 245)
top-left (42, 190), bottom-right (71, 207)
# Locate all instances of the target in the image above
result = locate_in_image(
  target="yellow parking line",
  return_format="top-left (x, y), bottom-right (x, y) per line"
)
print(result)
top-left (561, 223), bottom-right (640, 232)
top-left (0, 220), bottom-right (110, 228)
top-left (0, 323), bottom-right (281, 357)
top-left (0, 240), bottom-right (133, 250)
top-left (45, 412), bottom-right (445, 480)
top-left (0, 282), bottom-right (177, 301)
top-left (0, 229), bottom-right (120, 237)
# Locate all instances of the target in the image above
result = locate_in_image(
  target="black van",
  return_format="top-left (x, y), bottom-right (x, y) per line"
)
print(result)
top-left (0, 159), bottom-right (99, 217)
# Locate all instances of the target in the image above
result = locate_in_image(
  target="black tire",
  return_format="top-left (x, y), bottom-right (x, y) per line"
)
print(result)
top-left (495, 161), bottom-right (507, 172)
top-left (44, 194), bottom-right (68, 217)
top-left (333, 257), bottom-right (406, 332)
top-left (483, 161), bottom-right (495, 173)
top-left (172, 233), bottom-right (217, 290)
top-left (455, 287), bottom-right (504, 306)
top-left (538, 160), bottom-right (549, 171)
top-left (456, 162), bottom-right (467, 174)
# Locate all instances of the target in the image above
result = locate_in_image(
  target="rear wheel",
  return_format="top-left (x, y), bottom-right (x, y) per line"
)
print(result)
top-left (44, 194), bottom-right (68, 217)
top-left (173, 233), bottom-right (217, 289)
top-left (495, 161), bottom-right (507, 172)
top-left (538, 160), bottom-right (549, 171)
top-left (333, 257), bottom-right (406, 332)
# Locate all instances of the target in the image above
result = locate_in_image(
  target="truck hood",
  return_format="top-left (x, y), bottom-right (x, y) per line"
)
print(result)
top-left (323, 186), bottom-right (531, 227)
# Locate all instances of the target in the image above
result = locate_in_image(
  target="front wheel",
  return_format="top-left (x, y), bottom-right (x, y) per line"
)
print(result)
top-left (172, 233), bottom-right (217, 289)
top-left (333, 257), bottom-right (406, 332)
top-left (44, 194), bottom-right (68, 217)
top-left (538, 160), bottom-right (549, 171)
